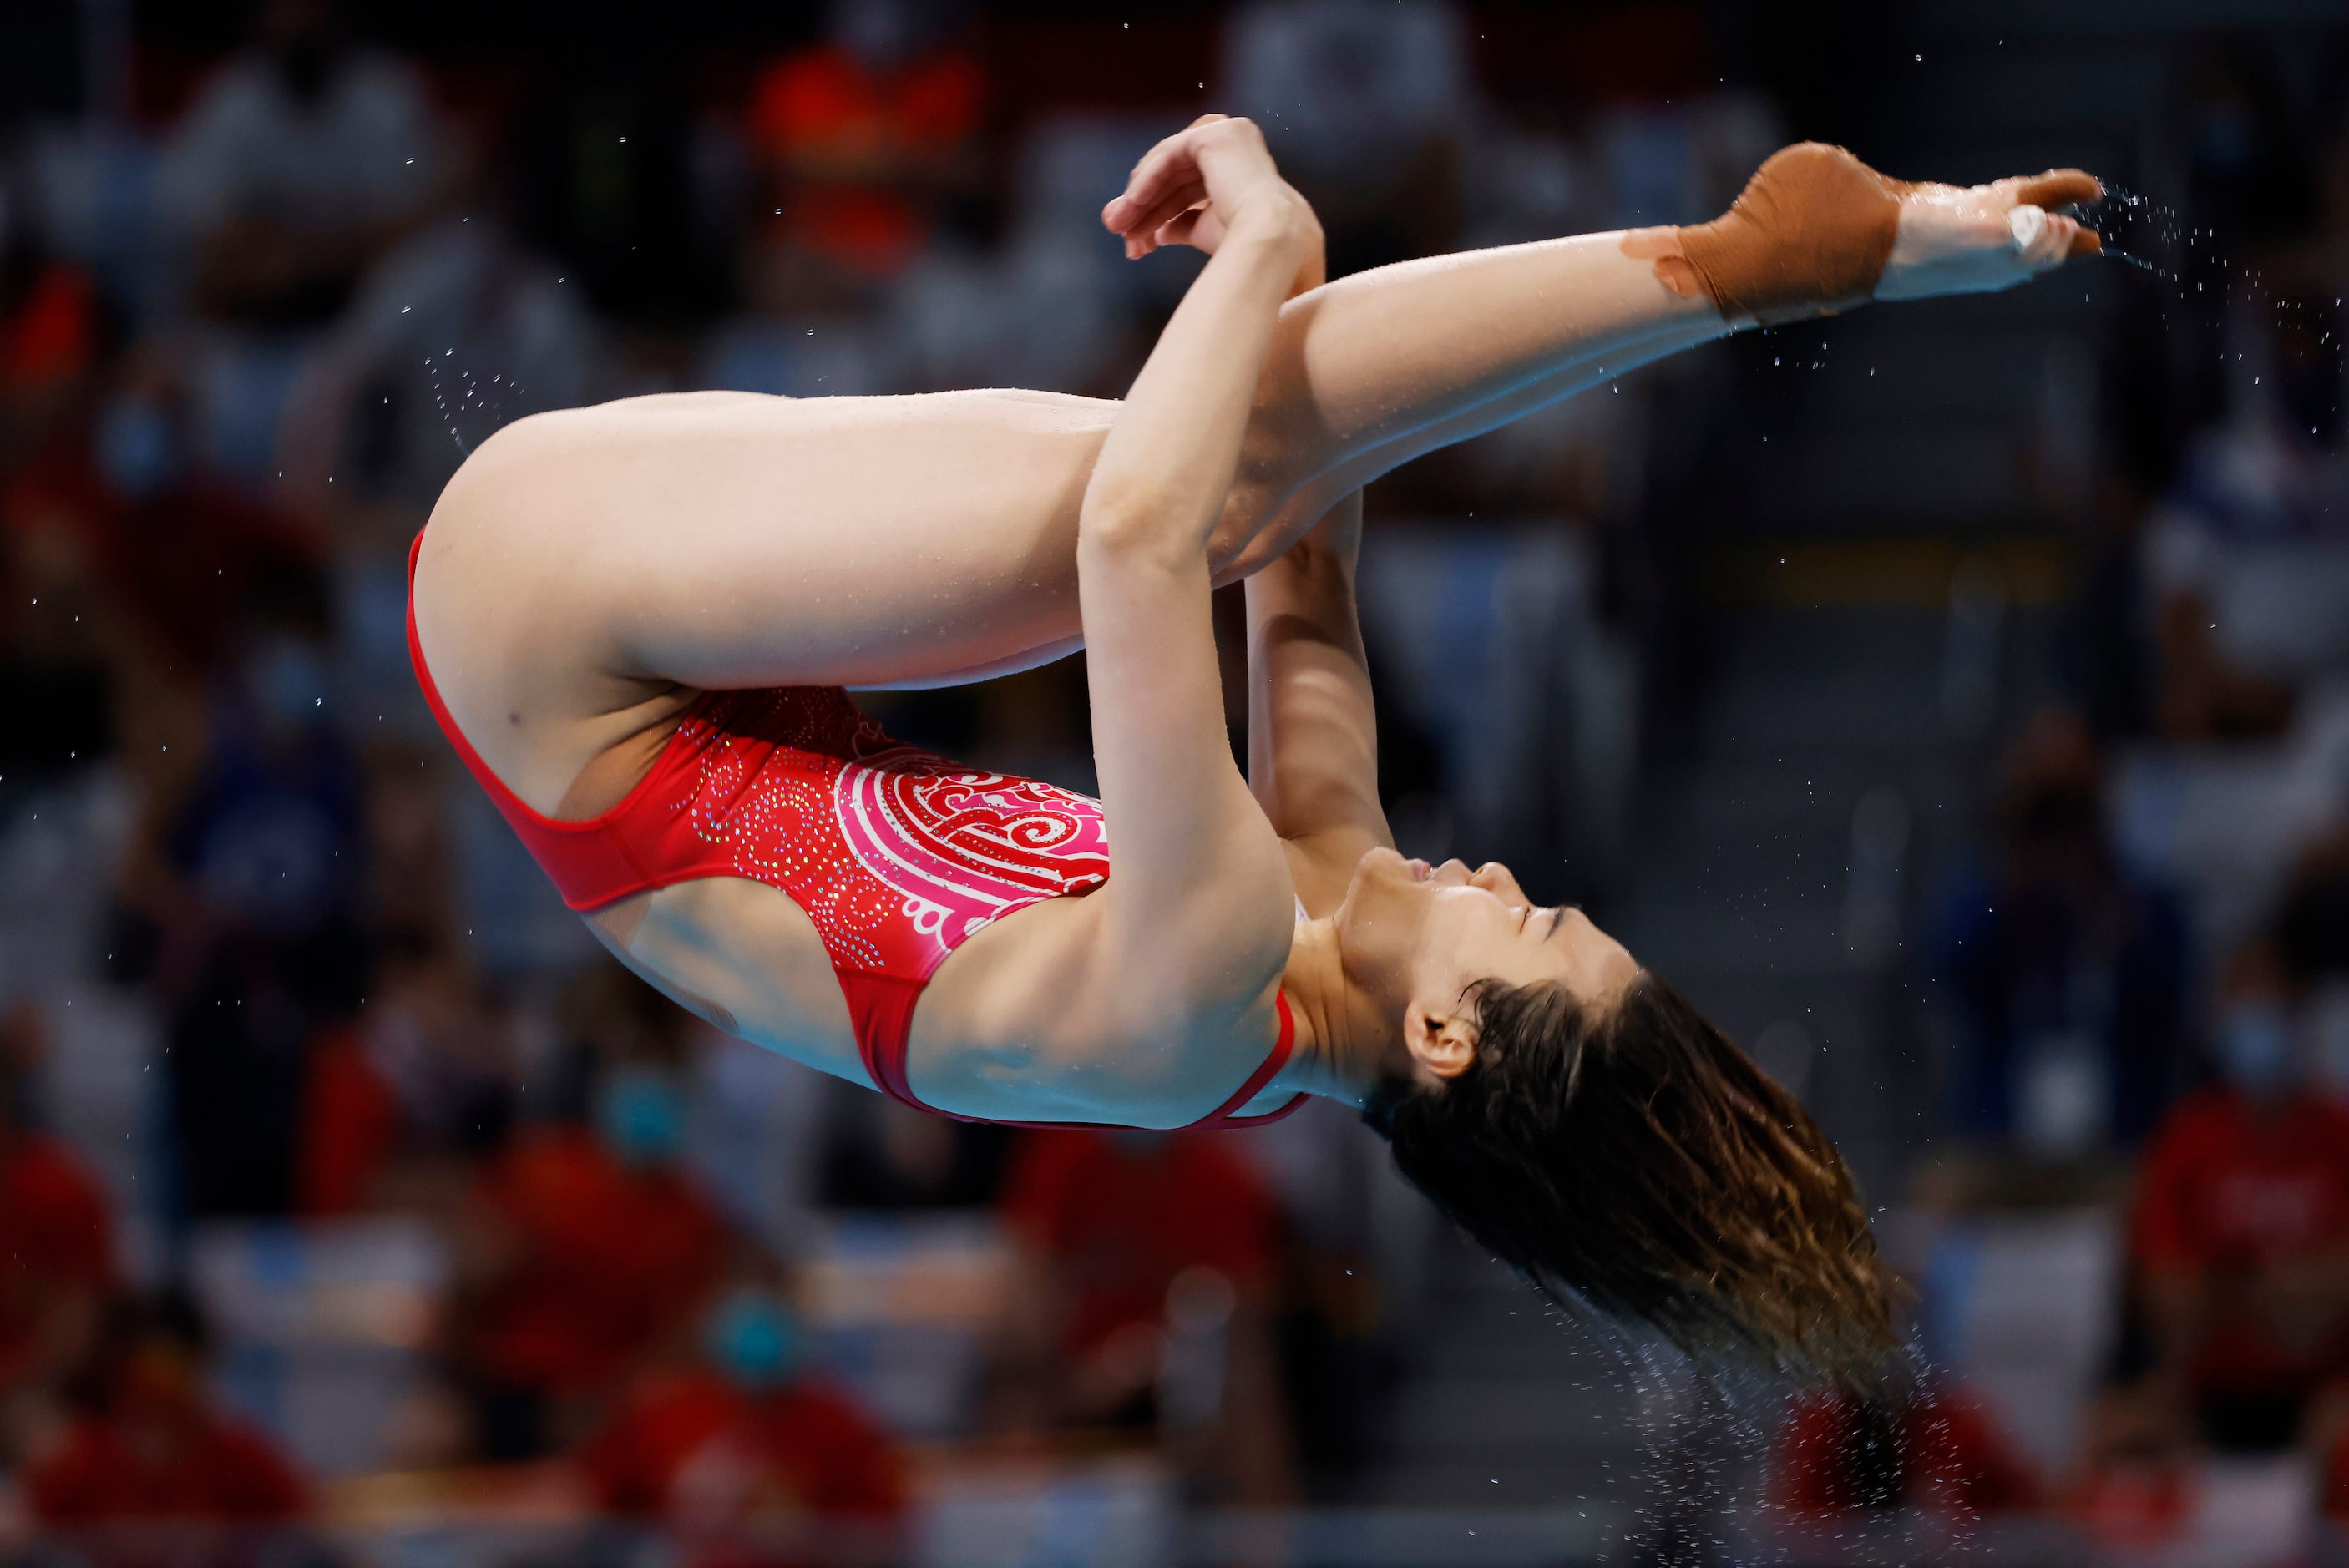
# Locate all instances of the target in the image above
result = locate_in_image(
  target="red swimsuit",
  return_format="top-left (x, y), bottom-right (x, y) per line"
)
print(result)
top-left (407, 535), bottom-right (1302, 1129)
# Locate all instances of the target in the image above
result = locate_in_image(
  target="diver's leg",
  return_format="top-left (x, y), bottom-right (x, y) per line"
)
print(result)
top-left (414, 151), bottom-right (2094, 815)
top-left (412, 387), bottom-right (1126, 814)
top-left (1210, 233), bottom-right (1723, 579)
top-left (1207, 146), bottom-right (2101, 577)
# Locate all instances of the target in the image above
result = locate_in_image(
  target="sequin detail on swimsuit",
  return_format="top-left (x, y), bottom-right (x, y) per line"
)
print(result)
top-left (666, 687), bottom-right (1109, 984)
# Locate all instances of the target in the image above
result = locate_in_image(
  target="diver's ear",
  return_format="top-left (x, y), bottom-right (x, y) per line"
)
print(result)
top-left (1403, 999), bottom-right (1479, 1081)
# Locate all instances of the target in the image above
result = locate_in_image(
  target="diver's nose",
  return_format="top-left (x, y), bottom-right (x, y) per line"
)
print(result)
top-left (1470, 861), bottom-right (1528, 903)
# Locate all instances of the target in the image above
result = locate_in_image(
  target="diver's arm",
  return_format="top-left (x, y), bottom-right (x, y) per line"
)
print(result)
top-left (1244, 491), bottom-right (1389, 918)
top-left (1071, 119), bottom-right (1320, 1035)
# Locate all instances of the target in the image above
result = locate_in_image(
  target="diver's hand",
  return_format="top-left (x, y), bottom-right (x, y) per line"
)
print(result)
top-left (1101, 114), bottom-right (1314, 264)
top-left (1875, 169), bottom-right (2103, 301)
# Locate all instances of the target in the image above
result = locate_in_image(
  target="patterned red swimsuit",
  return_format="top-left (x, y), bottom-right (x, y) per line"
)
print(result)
top-left (407, 535), bottom-right (1301, 1129)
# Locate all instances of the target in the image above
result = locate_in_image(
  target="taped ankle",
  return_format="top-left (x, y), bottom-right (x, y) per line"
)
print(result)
top-left (1624, 143), bottom-right (1909, 325)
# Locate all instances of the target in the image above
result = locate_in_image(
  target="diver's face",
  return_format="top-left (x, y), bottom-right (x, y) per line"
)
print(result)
top-left (1333, 848), bottom-right (1638, 1077)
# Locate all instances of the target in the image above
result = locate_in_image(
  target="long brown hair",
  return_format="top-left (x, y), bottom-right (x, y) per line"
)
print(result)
top-left (1368, 971), bottom-right (1900, 1379)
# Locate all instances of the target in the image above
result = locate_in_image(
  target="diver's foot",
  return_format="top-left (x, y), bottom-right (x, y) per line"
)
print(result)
top-left (1623, 143), bottom-right (2102, 325)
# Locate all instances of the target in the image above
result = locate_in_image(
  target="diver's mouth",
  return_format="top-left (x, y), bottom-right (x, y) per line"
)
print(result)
top-left (1405, 858), bottom-right (1432, 882)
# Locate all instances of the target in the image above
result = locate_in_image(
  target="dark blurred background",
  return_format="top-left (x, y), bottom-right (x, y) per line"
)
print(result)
top-left (0, 0), bottom-right (2345, 1563)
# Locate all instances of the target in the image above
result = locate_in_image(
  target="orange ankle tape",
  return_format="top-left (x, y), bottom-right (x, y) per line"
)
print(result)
top-left (1623, 143), bottom-right (1911, 326)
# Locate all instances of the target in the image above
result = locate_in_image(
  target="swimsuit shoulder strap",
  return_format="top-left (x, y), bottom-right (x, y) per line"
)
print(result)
top-left (1184, 989), bottom-right (1309, 1130)
top-left (868, 988), bottom-right (1308, 1131)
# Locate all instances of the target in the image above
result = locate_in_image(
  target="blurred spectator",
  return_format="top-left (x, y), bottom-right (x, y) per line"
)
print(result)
top-left (1220, 0), bottom-right (1469, 276)
top-left (357, 746), bottom-right (460, 946)
top-left (2071, 1374), bottom-right (2196, 1549)
top-left (298, 929), bottom-right (515, 1218)
top-left (510, 64), bottom-right (728, 349)
top-left (1770, 1382), bottom-right (2040, 1520)
top-left (2144, 287), bottom-right (2349, 741)
top-left (2321, 1422), bottom-right (2349, 1525)
top-left (2132, 943), bottom-right (2349, 1452)
top-left (2150, 38), bottom-right (2319, 266)
top-left (26, 1292), bottom-right (306, 1525)
top-left (2064, 470), bottom-right (2164, 745)
top-left (2282, 830), bottom-right (2349, 1095)
top-left (149, 560), bottom-right (367, 1221)
top-left (295, 1014), bottom-right (399, 1217)
top-left (1930, 711), bottom-right (2190, 1150)
top-left (992, 1129), bottom-right (1294, 1503)
top-left (2132, 37), bottom-right (2324, 457)
top-left (682, 1029), bottom-right (831, 1261)
top-left (0, 237), bottom-right (101, 470)
top-left (285, 135), bottom-right (598, 537)
top-left (818, 1086), bottom-right (1010, 1211)
top-left (581, 1269), bottom-right (907, 1533)
top-left (0, 1006), bottom-right (111, 1463)
top-left (741, 0), bottom-right (985, 307)
top-left (5, 346), bottom-right (316, 687)
top-left (456, 966), bottom-right (725, 1459)
top-left (296, 928), bottom-right (511, 1219)
top-left (156, 0), bottom-right (446, 328)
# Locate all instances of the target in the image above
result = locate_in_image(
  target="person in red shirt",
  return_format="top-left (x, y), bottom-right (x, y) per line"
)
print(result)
top-left (0, 248), bottom-right (99, 464)
top-left (458, 969), bottom-right (726, 1459)
top-left (2131, 943), bottom-right (2349, 1450)
top-left (581, 1280), bottom-right (906, 1540)
top-left (1772, 1383), bottom-right (2040, 1521)
top-left (295, 1019), bottom-right (401, 1216)
top-left (2071, 1378), bottom-right (2198, 1550)
top-left (742, 0), bottom-right (985, 296)
top-left (27, 1292), bottom-right (306, 1525)
top-left (994, 1129), bottom-right (1294, 1501)
top-left (0, 1007), bottom-right (112, 1445)
top-left (296, 932), bottom-right (514, 1217)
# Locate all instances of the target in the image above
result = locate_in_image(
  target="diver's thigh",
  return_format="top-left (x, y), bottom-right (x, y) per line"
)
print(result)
top-left (415, 390), bottom-right (1113, 803)
top-left (592, 390), bottom-right (1115, 690)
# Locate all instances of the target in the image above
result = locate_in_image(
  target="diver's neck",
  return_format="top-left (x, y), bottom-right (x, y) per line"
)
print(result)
top-left (1275, 918), bottom-right (1394, 1107)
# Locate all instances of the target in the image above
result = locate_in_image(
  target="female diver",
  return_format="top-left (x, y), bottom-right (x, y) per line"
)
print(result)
top-left (410, 117), bottom-right (2101, 1369)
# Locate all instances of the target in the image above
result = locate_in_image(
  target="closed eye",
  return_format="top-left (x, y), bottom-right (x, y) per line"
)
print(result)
top-left (1546, 908), bottom-right (1566, 940)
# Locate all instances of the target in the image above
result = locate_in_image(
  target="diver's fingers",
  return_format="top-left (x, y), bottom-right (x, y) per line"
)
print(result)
top-left (2008, 207), bottom-right (2099, 272)
top-left (1117, 180), bottom-right (1212, 256)
top-left (1103, 118), bottom-right (1225, 237)
top-left (1155, 206), bottom-right (1213, 251)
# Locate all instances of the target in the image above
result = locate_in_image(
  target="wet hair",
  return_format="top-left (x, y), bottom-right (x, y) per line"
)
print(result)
top-left (1365, 971), bottom-right (1899, 1380)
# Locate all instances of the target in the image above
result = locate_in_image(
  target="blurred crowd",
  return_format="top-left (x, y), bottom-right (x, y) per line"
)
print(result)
top-left (1772, 32), bottom-right (2349, 1554)
top-left (4, 0), bottom-right (2349, 1555)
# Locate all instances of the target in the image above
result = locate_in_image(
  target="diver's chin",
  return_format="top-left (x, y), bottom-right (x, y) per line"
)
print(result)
top-left (1330, 850), bottom-right (1435, 998)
